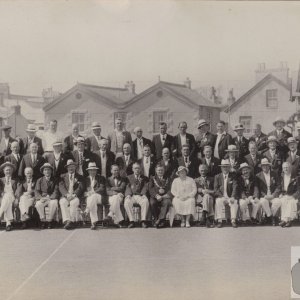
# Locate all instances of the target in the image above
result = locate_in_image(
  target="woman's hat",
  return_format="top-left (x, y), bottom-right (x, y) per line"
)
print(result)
top-left (86, 162), bottom-right (99, 171)
top-left (266, 135), bottom-right (278, 144)
top-left (91, 122), bottom-right (101, 130)
top-left (233, 123), bottom-right (245, 131)
top-left (287, 137), bottom-right (298, 145)
top-left (176, 166), bottom-right (189, 176)
top-left (74, 137), bottom-right (85, 144)
top-left (65, 159), bottom-right (77, 168)
top-left (225, 145), bottom-right (239, 152)
top-left (260, 158), bottom-right (271, 166)
top-left (0, 162), bottom-right (15, 172)
top-left (239, 162), bottom-right (251, 170)
top-left (40, 162), bottom-right (53, 173)
top-left (219, 159), bottom-right (231, 167)
top-left (197, 119), bottom-right (208, 129)
top-left (52, 140), bottom-right (63, 147)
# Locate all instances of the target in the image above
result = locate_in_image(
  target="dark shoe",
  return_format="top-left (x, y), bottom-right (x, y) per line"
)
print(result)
top-left (279, 220), bottom-right (286, 227)
top-left (217, 221), bottom-right (223, 228)
top-left (141, 221), bottom-right (148, 228)
top-left (64, 221), bottom-right (73, 230)
top-left (284, 221), bottom-right (292, 228)
top-left (206, 219), bottom-right (214, 228)
top-left (232, 221), bottom-right (237, 228)
top-left (40, 222), bottom-right (47, 229)
top-left (91, 223), bottom-right (97, 230)
top-left (47, 221), bottom-right (56, 229)
top-left (5, 225), bottom-right (12, 231)
top-left (128, 222), bottom-right (135, 229)
top-left (21, 222), bottom-right (27, 230)
top-left (116, 223), bottom-right (127, 228)
top-left (245, 219), bottom-right (252, 226)
top-left (158, 220), bottom-right (166, 228)
top-left (272, 217), bottom-right (278, 226)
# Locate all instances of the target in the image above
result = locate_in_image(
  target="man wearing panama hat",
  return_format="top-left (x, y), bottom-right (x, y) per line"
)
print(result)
top-left (214, 159), bottom-right (238, 228)
top-left (268, 116), bottom-right (292, 155)
top-left (224, 144), bottom-right (243, 175)
top-left (0, 125), bottom-right (16, 164)
top-left (244, 141), bottom-right (262, 176)
top-left (232, 123), bottom-right (249, 158)
top-left (249, 123), bottom-right (268, 154)
top-left (284, 137), bottom-right (300, 177)
top-left (0, 161), bottom-right (18, 231)
top-left (19, 124), bottom-right (44, 156)
top-left (86, 122), bottom-right (106, 153)
top-left (63, 123), bottom-right (84, 154)
top-left (35, 163), bottom-right (59, 229)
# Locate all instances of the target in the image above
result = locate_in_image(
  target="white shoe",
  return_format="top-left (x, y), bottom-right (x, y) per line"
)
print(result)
top-left (186, 222), bottom-right (191, 228)
top-left (181, 222), bottom-right (185, 228)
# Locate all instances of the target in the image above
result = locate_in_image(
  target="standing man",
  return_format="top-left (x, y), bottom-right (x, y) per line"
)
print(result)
top-left (268, 117), bottom-right (292, 155)
top-left (4, 141), bottom-right (22, 179)
top-left (284, 137), bottom-right (300, 177)
top-left (195, 119), bottom-right (216, 159)
top-left (156, 147), bottom-right (178, 180)
top-left (177, 144), bottom-right (200, 178)
top-left (152, 122), bottom-right (173, 160)
top-left (63, 123), bottom-right (83, 154)
top-left (124, 162), bottom-right (149, 228)
top-left (86, 122), bottom-right (105, 152)
top-left (214, 159), bottom-right (238, 228)
top-left (149, 164), bottom-right (172, 228)
top-left (295, 122), bottom-right (300, 153)
top-left (172, 121), bottom-right (196, 158)
top-left (107, 118), bottom-right (132, 158)
top-left (115, 143), bottom-right (135, 178)
top-left (244, 141), bottom-right (262, 176)
top-left (20, 124), bottom-right (44, 156)
top-left (93, 139), bottom-right (116, 178)
top-left (137, 144), bottom-right (155, 178)
top-left (42, 120), bottom-right (63, 160)
top-left (132, 127), bottom-right (152, 160)
top-left (0, 125), bottom-right (16, 164)
top-left (213, 121), bottom-right (233, 160)
top-left (199, 145), bottom-right (220, 177)
top-left (233, 123), bottom-right (249, 158)
top-left (59, 159), bottom-right (85, 230)
top-left (249, 124), bottom-right (268, 154)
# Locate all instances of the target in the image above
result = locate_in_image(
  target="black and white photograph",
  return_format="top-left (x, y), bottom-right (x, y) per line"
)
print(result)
top-left (1, 1), bottom-right (300, 299)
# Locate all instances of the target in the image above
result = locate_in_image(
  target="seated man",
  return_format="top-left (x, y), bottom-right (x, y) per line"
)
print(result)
top-left (83, 162), bottom-right (106, 230)
top-left (199, 145), bottom-right (220, 178)
top-left (263, 136), bottom-right (283, 177)
top-left (244, 141), bottom-right (262, 176)
top-left (156, 147), bottom-right (178, 180)
top-left (285, 137), bottom-right (300, 178)
top-left (124, 162), bottom-right (149, 228)
top-left (0, 162), bottom-right (18, 231)
top-left (255, 158), bottom-right (281, 226)
top-left (149, 164), bottom-right (172, 228)
top-left (214, 159), bottom-right (238, 228)
top-left (59, 159), bottom-right (84, 230)
top-left (237, 163), bottom-right (260, 225)
top-left (16, 167), bottom-right (36, 229)
top-left (277, 162), bottom-right (299, 227)
top-left (115, 143), bottom-right (135, 178)
top-left (224, 145), bottom-right (242, 176)
top-left (35, 163), bottom-right (59, 229)
top-left (137, 144), bottom-right (155, 179)
top-left (106, 164), bottom-right (127, 228)
top-left (177, 144), bottom-right (200, 178)
top-left (194, 164), bottom-right (215, 228)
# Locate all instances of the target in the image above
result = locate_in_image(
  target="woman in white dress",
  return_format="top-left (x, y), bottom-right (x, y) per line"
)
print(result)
top-left (171, 166), bottom-right (197, 228)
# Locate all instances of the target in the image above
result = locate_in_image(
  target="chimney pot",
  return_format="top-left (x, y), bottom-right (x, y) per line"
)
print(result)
top-left (125, 81), bottom-right (136, 94)
top-left (184, 77), bottom-right (191, 89)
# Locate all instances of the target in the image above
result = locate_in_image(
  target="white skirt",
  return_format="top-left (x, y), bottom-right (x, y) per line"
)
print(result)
top-left (173, 196), bottom-right (195, 216)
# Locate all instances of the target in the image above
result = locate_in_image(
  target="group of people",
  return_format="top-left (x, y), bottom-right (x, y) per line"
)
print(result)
top-left (0, 115), bottom-right (300, 231)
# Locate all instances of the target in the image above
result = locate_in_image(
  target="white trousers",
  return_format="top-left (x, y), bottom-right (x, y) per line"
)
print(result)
top-left (257, 197), bottom-right (281, 218)
top-left (19, 195), bottom-right (34, 221)
top-left (60, 197), bottom-right (80, 223)
top-left (108, 194), bottom-right (124, 224)
top-left (86, 194), bottom-right (102, 224)
top-left (124, 195), bottom-right (149, 222)
top-left (278, 196), bottom-right (298, 221)
top-left (35, 199), bottom-right (58, 221)
top-left (215, 197), bottom-right (238, 221)
top-left (0, 193), bottom-right (14, 224)
top-left (239, 198), bottom-right (260, 221)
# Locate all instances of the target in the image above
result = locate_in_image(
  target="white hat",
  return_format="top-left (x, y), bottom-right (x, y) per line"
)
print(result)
top-left (86, 162), bottom-right (99, 171)
top-left (273, 117), bottom-right (286, 126)
top-left (219, 159), bottom-right (231, 167)
top-left (26, 124), bottom-right (38, 132)
top-left (260, 158), bottom-right (271, 166)
top-left (40, 162), bottom-right (53, 173)
top-left (239, 162), bottom-right (251, 170)
top-left (197, 119), bottom-right (208, 128)
top-left (296, 122), bottom-right (300, 130)
top-left (267, 136), bottom-right (278, 144)
top-left (91, 122), bottom-right (101, 130)
top-left (225, 145), bottom-right (239, 152)
top-left (233, 123), bottom-right (245, 131)
top-left (176, 166), bottom-right (189, 176)
top-left (287, 137), bottom-right (298, 145)
top-left (65, 159), bottom-right (77, 168)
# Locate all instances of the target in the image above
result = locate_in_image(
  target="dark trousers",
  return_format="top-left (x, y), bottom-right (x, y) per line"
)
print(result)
top-left (149, 197), bottom-right (171, 220)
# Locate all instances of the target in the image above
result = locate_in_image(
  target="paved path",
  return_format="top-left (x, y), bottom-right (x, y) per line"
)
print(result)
top-left (0, 226), bottom-right (299, 300)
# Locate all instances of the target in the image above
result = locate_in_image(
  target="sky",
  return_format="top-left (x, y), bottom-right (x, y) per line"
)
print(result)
top-left (0, 0), bottom-right (299, 98)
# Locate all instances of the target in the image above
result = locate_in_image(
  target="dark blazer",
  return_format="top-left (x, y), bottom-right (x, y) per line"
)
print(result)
top-left (115, 155), bottom-right (135, 177)
top-left (152, 133), bottom-right (173, 160)
top-left (86, 135), bottom-right (106, 152)
top-left (125, 174), bottom-right (149, 197)
top-left (106, 175), bottom-right (127, 196)
top-left (18, 154), bottom-right (45, 180)
top-left (268, 129), bottom-right (292, 154)
top-left (214, 173), bottom-right (238, 199)
top-left (214, 133), bottom-right (233, 160)
top-left (0, 136), bottom-right (17, 161)
top-left (0, 177), bottom-right (18, 196)
top-left (156, 158), bottom-right (178, 180)
top-left (199, 157), bottom-right (220, 177)
top-left (58, 173), bottom-right (84, 199)
top-left (15, 178), bottom-right (36, 199)
top-left (172, 133), bottom-right (196, 158)
top-left (63, 134), bottom-right (83, 153)
top-left (35, 177), bottom-right (59, 200)
top-left (137, 156), bottom-right (156, 178)
top-left (132, 137), bottom-right (153, 160)
top-left (71, 149), bottom-right (93, 177)
top-left (249, 133), bottom-right (268, 154)
top-left (93, 150), bottom-right (116, 178)
top-left (279, 174), bottom-right (300, 199)
top-left (85, 175), bottom-right (106, 195)
top-left (255, 171), bottom-right (281, 198)
top-left (148, 175), bottom-right (172, 199)
top-left (20, 136), bottom-right (44, 156)
top-left (45, 152), bottom-right (70, 178)
top-left (4, 153), bottom-right (23, 179)
top-left (284, 152), bottom-right (300, 178)
top-left (195, 132), bottom-right (216, 157)
top-left (177, 156), bottom-right (200, 178)
top-left (244, 154), bottom-right (262, 176)
top-left (233, 136), bottom-right (249, 158)
top-left (237, 176), bottom-right (259, 199)
top-left (262, 150), bottom-right (283, 177)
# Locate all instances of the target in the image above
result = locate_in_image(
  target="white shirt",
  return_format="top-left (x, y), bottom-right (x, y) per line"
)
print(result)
top-left (4, 176), bottom-right (13, 194)
top-left (291, 151), bottom-right (297, 161)
top-left (68, 173), bottom-right (74, 194)
top-left (183, 156), bottom-right (190, 167)
top-left (214, 133), bottom-right (224, 159)
top-left (54, 152), bottom-right (61, 169)
top-left (31, 154), bottom-right (37, 164)
top-left (137, 138), bottom-right (143, 160)
top-left (27, 178), bottom-right (32, 192)
top-left (180, 134), bottom-right (187, 146)
top-left (263, 171), bottom-right (271, 195)
top-left (160, 134), bottom-right (166, 145)
top-left (12, 153), bottom-right (20, 161)
top-left (143, 156), bottom-right (151, 177)
top-left (90, 176), bottom-right (96, 192)
top-left (283, 174), bottom-right (291, 192)
top-left (99, 150), bottom-right (107, 177)
top-left (124, 155), bottom-right (130, 166)
top-left (223, 173), bottom-right (229, 198)
top-left (4, 137), bottom-right (9, 148)
top-left (205, 157), bottom-right (211, 165)
top-left (269, 149), bottom-right (276, 159)
top-left (276, 129), bottom-right (283, 136)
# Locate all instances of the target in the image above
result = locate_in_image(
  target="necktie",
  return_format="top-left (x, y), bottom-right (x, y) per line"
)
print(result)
top-left (114, 177), bottom-right (118, 186)
top-left (6, 177), bottom-right (10, 185)
top-left (79, 152), bottom-right (83, 165)
top-left (162, 135), bottom-right (165, 142)
top-left (27, 179), bottom-right (32, 191)
top-left (185, 157), bottom-right (188, 164)
top-left (146, 157), bottom-right (149, 164)
top-left (32, 155), bottom-right (36, 165)
top-left (102, 152), bottom-right (105, 159)
top-left (125, 156), bottom-right (129, 166)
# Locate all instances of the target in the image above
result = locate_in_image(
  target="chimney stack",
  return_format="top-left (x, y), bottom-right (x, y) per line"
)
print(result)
top-left (227, 88), bottom-right (236, 106)
top-left (125, 81), bottom-right (136, 94)
top-left (184, 77), bottom-right (192, 89)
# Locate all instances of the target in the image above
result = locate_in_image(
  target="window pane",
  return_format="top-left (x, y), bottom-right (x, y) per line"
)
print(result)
top-left (239, 116), bottom-right (252, 134)
top-left (153, 111), bottom-right (167, 133)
